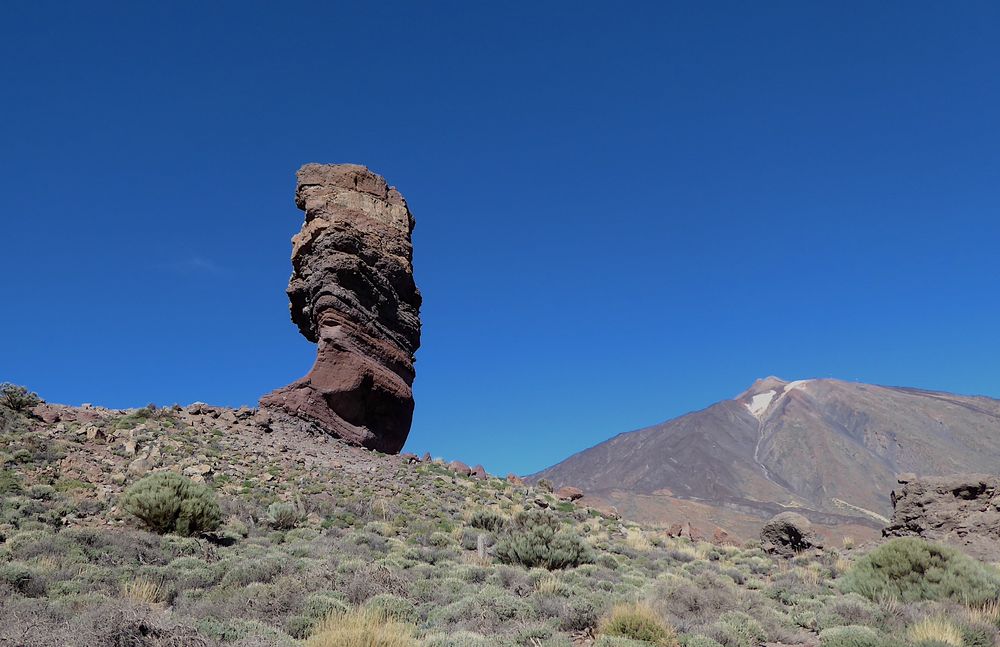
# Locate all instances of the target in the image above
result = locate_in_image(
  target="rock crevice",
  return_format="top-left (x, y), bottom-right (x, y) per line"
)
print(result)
top-left (260, 164), bottom-right (421, 453)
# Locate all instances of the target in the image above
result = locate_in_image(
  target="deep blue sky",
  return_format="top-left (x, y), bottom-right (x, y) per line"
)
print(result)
top-left (2, 2), bottom-right (998, 475)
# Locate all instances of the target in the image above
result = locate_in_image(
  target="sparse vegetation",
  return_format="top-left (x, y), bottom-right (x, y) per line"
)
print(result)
top-left (3, 404), bottom-right (999, 645)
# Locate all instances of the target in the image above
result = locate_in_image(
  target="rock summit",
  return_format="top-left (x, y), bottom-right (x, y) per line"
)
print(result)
top-left (259, 164), bottom-right (421, 453)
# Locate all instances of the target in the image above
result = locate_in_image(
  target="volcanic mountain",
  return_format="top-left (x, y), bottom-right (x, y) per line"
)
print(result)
top-left (532, 377), bottom-right (1000, 541)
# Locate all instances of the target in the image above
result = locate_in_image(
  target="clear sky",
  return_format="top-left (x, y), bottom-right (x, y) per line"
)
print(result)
top-left (2, 2), bottom-right (998, 475)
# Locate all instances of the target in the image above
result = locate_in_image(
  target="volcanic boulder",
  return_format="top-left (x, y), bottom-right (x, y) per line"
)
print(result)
top-left (760, 512), bottom-right (821, 556)
top-left (259, 164), bottom-right (421, 453)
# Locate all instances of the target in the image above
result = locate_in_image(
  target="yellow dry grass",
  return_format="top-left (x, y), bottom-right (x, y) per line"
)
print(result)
top-left (305, 607), bottom-right (415, 647)
top-left (120, 578), bottom-right (163, 604)
top-left (536, 573), bottom-right (565, 596)
top-left (963, 599), bottom-right (1000, 625)
top-left (625, 527), bottom-right (652, 551)
top-left (833, 556), bottom-right (853, 575)
top-left (907, 618), bottom-right (963, 647)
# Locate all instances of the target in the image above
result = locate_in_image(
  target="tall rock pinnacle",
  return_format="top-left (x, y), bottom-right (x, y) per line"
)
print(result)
top-left (259, 164), bottom-right (422, 453)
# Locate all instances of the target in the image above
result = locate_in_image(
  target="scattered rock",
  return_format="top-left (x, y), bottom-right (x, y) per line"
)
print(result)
top-left (184, 464), bottom-right (212, 477)
top-left (760, 512), bottom-right (821, 557)
top-left (448, 460), bottom-right (472, 476)
top-left (84, 425), bottom-right (104, 441)
top-left (259, 164), bottom-right (422, 454)
top-left (555, 486), bottom-right (584, 501)
top-left (506, 473), bottom-right (526, 486)
top-left (884, 474), bottom-right (1000, 561)
top-left (713, 528), bottom-right (733, 545)
top-left (400, 452), bottom-right (419, 464)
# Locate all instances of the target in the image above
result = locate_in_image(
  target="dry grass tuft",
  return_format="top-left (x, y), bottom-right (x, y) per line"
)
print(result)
top-left (305, 607), bottom-right (415, 647)
top-left (907, 618), bottom-right (964, 647)
top-left (120, 578), bottom-right (164, 604)
top-left (598, 602), bottom-right (677, 647)
top-left (964, 598), bottom-right (1000, 625)
top-left (625, 528), bottom-right (652, 551)
top-left (536, 573), bottom-right (565, 596)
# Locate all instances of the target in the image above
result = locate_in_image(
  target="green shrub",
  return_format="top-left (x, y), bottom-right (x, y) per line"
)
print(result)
top-left (711, 611), bottom-right (766, 647)
top-left (599, 603), bottom-right (677, 646)
top-left (268, 501), bottom-right (304, 530)
top-left (839, 538), bottom-right (1000, 605)
top-left (0, 383), bottom-right (41, 413)
top-left (820, 625), bottom-right (897, 647)
top-left (469, 508), bottom-right (508, 533)
top-left (120, 472), bottom-right (221, 536)
top-left (816, 593), bottom-right (880, 629)
top-left (495, 509), bottom-right (594, 570)
top-left (682, 636), bottom-right (725, 647)
top-left (364, 593), bottom-right (419, 624)
top-left (596, 638), bottom-right (662, 647)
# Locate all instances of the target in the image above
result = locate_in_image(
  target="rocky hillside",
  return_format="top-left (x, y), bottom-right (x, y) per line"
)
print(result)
top-left (5, 394), bottom-right (1000, 647)
top-left (532, 377), bottom-right (1000, 541)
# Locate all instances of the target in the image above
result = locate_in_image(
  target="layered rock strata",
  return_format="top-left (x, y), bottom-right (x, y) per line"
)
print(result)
top-left (259, 164), bottom-right (421, 453)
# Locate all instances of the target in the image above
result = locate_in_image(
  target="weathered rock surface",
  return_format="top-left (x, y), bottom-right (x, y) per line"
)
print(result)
top-left (760, 512), bottom-right (821, 556)
top-left (883, 474), bottom-right (1000, 561)
top-left (260, 164), bottom-right (421, 453)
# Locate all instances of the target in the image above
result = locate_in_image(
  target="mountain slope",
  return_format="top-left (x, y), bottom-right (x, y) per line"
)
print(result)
top-left (532, 377), bottom-right (1000, 537)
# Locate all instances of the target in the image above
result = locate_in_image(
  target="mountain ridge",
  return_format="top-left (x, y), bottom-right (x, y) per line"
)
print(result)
top-left (531, 376), bottom-right (1000, 541)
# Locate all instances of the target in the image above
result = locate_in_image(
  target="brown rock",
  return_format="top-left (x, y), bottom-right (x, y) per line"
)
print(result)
top-left (883, 474), bottom-right (1000, 561)
top-left (471, 464), bottom-right (488, 480)
top-left (713, 528), bottom-right (733, 545)
top-left (259, 164), bottom-right (422, 454)
top-left (447, 460), bottom-right (472, 476)
top-left (506, 473), bottom-right (526, 486)
top-left (400, 452), bottom-right (419, 464)
top-left (555, 486), bottom-right (584, 501)
top-left (760, 512), bottom-right (821, 557)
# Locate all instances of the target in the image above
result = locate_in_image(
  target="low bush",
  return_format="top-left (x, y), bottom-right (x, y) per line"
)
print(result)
top-left (819, 625), bottom-right (897, 647)
top-left (469, 508), bottom-right (508, 533)
top-left (710, 611), bottom-right (766, 647)
top-left (495, 509), bottom-right (594, 570)
top-left (268, 501), bottom-right (304, 530)
top-left (120, 472), bottom-right (221, 536)
top-left (363, 593), bottom-right (419, 624)
top-left (598, 603), bottom-right (677, 647)
top-left (839, 538), bottom-right (1000, 605)
top-left (0, 383), bottom-right (41, 413)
